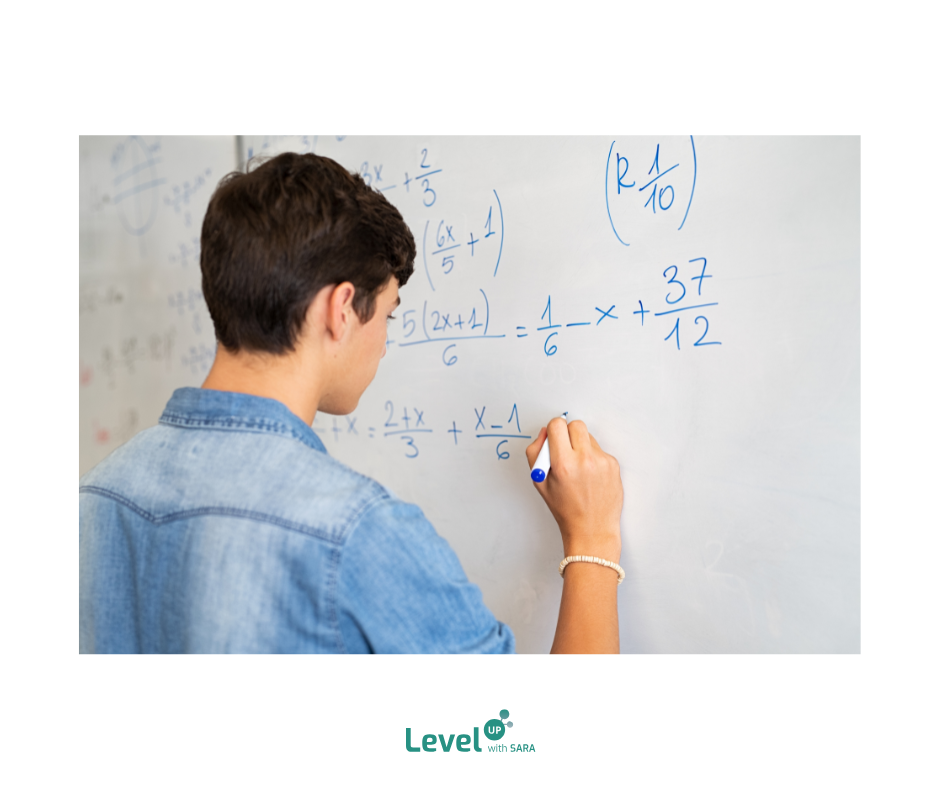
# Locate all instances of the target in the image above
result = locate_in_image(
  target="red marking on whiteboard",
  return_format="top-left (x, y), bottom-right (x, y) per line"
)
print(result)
top-left (92, 421), bottom-right (110, 445)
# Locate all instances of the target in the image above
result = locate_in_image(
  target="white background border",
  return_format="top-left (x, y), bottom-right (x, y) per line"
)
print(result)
top-left (10, 1), bottom-right (934, 782)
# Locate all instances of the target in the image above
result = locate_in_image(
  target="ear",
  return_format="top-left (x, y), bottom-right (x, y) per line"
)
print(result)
top-left (322, 282), bottom-right (357, 342)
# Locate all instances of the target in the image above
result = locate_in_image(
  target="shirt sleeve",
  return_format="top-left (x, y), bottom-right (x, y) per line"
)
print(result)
top-left (334, 497), bottom-right (515, 654)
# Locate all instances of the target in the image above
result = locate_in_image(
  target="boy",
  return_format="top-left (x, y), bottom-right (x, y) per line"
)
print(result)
top-left (79, 152), bottom-right (623, 653)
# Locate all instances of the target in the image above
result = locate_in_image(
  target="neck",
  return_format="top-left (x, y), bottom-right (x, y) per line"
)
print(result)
top-left (201, 344), bottom-right (322, 424)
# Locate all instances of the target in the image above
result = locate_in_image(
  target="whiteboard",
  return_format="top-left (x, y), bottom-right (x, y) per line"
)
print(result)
top-left (79, 136), bottom-right (236, 472)
top-left (80, 135), bottom-right (860, 653)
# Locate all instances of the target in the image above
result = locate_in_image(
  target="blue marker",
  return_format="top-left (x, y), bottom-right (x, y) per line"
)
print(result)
top-left (530, 412), bottom-right (568, 483)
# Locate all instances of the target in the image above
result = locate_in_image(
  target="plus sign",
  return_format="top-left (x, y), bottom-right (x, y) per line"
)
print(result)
top-left (448, 421), bottom-right (463, 445)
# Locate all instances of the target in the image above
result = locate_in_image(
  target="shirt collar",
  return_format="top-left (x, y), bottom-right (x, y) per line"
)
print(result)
top-left (159, 387), bottom-right (327, 454)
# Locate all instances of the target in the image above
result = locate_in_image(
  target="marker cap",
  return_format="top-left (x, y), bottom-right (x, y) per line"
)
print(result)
top-left (530, 468), bottom-right (546, 483)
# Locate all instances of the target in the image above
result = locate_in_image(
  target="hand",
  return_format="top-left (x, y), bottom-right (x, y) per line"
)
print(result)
top-left (525, 418), bottom-right (623, 563)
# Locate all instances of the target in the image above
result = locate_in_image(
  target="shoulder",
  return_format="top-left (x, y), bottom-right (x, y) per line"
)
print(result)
top-left (79, 420), bottom-right (398, 544)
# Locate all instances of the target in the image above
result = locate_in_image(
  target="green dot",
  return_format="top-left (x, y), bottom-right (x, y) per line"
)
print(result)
top-left (499, 709), bottom-right (509, 720)
top-left (483, 719), bottom-right (506, 741)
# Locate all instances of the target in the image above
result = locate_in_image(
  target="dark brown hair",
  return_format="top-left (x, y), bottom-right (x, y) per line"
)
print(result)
top-left (200, 152), bottom-right (415, 354)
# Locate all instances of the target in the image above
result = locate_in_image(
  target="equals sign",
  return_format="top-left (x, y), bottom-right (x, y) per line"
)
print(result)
top-left (369, 427), bottom-right (376, 438)
top-left (516, 326), bottom-right (528, 337)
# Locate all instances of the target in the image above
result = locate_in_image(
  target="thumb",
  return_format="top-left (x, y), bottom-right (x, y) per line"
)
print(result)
top-left (526, 427), bottom-right (547, 470)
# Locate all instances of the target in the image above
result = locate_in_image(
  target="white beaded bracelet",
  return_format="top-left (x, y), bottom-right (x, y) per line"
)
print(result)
top-left (558, 555), bottom-right (625, 585)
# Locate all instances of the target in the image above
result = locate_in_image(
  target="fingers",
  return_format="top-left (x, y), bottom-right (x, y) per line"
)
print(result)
top-left (588, 434), bottom-right (619, 475)
top-left (528, 418), bottom-right (611, 477)
top-left (526, 427), bottom-right (546, 470)
top-left (546, 417), bottom-right (572, 460)
top-left (567, 420), bottom-right (591, 453)
top-left (570, 421), bottom-right (610, 460)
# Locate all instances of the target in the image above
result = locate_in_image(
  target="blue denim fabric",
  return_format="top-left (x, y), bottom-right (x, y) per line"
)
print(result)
top-left (79, 388), bottom-right (515, 654)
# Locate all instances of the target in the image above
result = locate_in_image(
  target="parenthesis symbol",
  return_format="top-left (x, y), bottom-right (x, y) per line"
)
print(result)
top-left (421, 300), bottom-right (430, 341)
top-left (605, 140), bottom-right (630, 247)
top-left (422, 219), bottom-right (435, 291)
top-left (493, 189), bottom-right (504, 276)
top-left (678, 135), bottom-right (697, 231)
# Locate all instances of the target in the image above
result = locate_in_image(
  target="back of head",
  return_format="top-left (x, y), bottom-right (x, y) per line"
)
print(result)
top-left (200, 152), bottom-right (416, 355)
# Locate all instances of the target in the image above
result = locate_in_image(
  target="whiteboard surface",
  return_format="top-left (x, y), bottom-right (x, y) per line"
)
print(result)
top-left (80, 136), bottom-right (236, 472)
top-left (80, 135), bottom-right (860, 653)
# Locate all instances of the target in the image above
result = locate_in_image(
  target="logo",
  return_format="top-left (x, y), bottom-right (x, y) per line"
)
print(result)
top-left (405, 708), bottom-right (535, 753)
top-left (483, 709), bottom-right (512, 741)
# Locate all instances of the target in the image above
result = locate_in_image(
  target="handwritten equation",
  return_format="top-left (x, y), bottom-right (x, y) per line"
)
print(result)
top-left (110, 136), bottom-right (164, 236)
top-left (314, 401), bottom-right (533, 461)
top-left (164, 167), bottom-right (213, 228)
top-left (420, 193), bottom-right (504, 289)
top-left (634, 256), bottom-right (721, 349)
top-left (605, 137), bottom-right (697, 246)
top-left (390, 288), bottom-right (501, 366)
top-left (356, 146), bottom-right (444, 210)
top-left (167, 288), bottom-right (206, 334)
top-left (387, 255), bottom-right (721, 365)
top-left (82, 136), bottom-right (722, 471)
top-left (79, 284), bottom-right (125, 314)
top-left (81, 332), bottom-right (216, 390)
top-left (168, 236), bottom-right (201, 268)
top-left (180, 342), bottom-right (217, 376)
top-left (95, 329), bottom-right (176, 388)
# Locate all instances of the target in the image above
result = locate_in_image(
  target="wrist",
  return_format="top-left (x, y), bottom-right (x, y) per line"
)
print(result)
top-left (562, 535), bottom-right (622, 564)
top-left (559, 554), bottom-right (625, 585)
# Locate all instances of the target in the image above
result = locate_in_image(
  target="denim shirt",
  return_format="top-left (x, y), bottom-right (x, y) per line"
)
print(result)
top-left (79, 388), bottom-right (515, 654)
